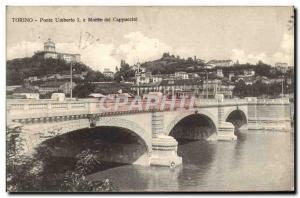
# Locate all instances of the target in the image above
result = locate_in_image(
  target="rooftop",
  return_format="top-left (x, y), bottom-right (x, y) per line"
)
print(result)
top-left (14, 87), bottom-right (39, 93)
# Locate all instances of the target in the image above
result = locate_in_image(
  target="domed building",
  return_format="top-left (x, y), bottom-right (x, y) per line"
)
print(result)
top-left (44, 38), bottom-right (56, 52)
top-left (34, 38), bottom-right (80, 63)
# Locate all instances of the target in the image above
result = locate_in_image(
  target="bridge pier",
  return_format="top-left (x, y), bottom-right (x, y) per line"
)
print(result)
top-left (150, 111), bottom-right (182, 167)
top-left (216, 94), bottom-right (237, 141)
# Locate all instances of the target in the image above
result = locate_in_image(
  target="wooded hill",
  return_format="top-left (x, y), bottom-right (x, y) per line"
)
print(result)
top-left (6, 55), bottom-right (108, 85)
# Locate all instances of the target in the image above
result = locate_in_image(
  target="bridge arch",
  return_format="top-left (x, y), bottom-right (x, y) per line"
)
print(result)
top-left (225, 109), bottom-right (248, 129)
top-left (95, 117), bottom-right (152, 151)
top-left (19, 116), bottom-right (151, 165)
top-left (35, 120), bottom-right (151, 166)
top-left (167, 112), bottom-right (217, 140)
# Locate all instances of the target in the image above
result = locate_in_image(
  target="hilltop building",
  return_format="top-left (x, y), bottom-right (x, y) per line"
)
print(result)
top-left (103, 68), bottom-right (114, 78)
top-left (207, 59), bottom-right (233, 67)
top-left (34, 38), bottom-right (80, 63)
top-left (275, 62), bottom-right (289, 73)
top-left (275, 62), bottom-right (288, 67)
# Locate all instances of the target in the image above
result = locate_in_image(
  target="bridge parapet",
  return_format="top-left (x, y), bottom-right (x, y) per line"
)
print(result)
top-left (245, 97), bottom-right (291, 131)
top-left (7, 98), bottom-right (248, 122)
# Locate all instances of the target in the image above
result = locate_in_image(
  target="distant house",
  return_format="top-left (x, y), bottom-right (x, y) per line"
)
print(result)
top-left (136, 71), bottom-right (152, 84)
top-left (203, 64), bottom-right (215, 69)
top-left (51, 93), bottom-right (66, 101)
top-left (38, 81), bottom-right (76, 95)
top-left (131, 78), bottom-right (203, 97)
top-left (244, 69), bottom-right (255, 77)
top-left (207, 59), bottom-right (233, 67)
top-left (276, 66), bottom-right (289, 74)
top-left (24, 76), bottom-right (39, 83)
top-left (152, 74), bottom-right (163, 83)
top-left (88, 93), bottom-right (107, 98)
top-left (216, 69), bottom-right (224, 78)
top-left (175, 72), bottom-right (189, 79)
top-left (12, 87), bottom-right (40, 99)
top-left (7, 85), bottom-right (22, 92)
top-left (103, 68), bottom-right (114, 78)
top-left (188, 73), bottom-right (199, 79)
top-left (93, 82), bottom-right (133, 98)
top-left (275, 62), bottom-right (288, 67)
top-left (228, 72), bottom-right (235, 82)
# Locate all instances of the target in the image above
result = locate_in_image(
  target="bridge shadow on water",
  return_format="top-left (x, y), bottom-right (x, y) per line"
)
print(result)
top-left (36, 126), bottom-right (149, 175)
top-left (170, 114), bottom-right (218, 141)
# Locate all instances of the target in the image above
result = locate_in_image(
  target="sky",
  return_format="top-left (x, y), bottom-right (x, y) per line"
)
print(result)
top-left (6, 6), bottom-right (294, 72)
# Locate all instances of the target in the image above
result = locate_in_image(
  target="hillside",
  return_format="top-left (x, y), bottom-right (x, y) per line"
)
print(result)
top-left (141, 53), bottom-right (205, 74)
top-left (6, 55), bottom-right (107, 85)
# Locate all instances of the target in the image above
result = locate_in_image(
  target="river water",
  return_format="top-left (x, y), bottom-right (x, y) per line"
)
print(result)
top-left (88, 130), bottom-right (294, 192)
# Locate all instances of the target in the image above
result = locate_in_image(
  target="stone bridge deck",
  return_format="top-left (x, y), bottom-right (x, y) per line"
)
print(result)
top-left (6, 97), bottom-right (292, 167)
top-left (7, 98), bottom-right (248, 122)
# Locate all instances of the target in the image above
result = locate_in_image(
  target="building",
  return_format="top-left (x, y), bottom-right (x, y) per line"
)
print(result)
top-left (93, 82), bottom-right (132, 98)
top-left (188, 73), bottom-right (199, 79)
top-left (7, 85), bottom-right (22, 92)
top-left (244, 69), bottom-right (255, 76)
top-left (103, 68), bottom-right (114, 78)
top-left (203, 64), bottom-right (215, 69)
top-left (38, 81), bottom-right (76, 95)
top-left (228, 72), bottom-right (235, 82)
top-left (34, 38), bottom-right (80, 62)
top-left (202, 79), bottom-right (222, 98)
top-left (152, 74), bottom-right (163, 83)
top-left (216, 69), bottom-right (224, 78)
top-left (12, 87), bottom-right (40, 99)
top-left (275, 62), bottom-right (288, 67)
top-left (207, 59), bottom-right (233, 67)
top-left (136, 70), bottom-right (152, 84)
top-left (175, 72), bottom-right (189, 79)
top-left (131, 78), bottom-right (203, 97)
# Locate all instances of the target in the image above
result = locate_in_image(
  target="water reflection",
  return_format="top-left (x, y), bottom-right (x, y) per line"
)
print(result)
top-left (88, 130), bottom-right (293, 191)
top-left (176, 140), bottom-right (216, 190)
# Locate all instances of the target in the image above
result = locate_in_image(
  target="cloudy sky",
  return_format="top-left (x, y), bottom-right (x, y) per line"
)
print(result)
top-left (7, 6), bottom-right (294, 72)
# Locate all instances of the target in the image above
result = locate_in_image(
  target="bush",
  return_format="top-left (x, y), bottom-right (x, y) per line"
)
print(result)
top-left (6, 126), bottom-right (117, 192)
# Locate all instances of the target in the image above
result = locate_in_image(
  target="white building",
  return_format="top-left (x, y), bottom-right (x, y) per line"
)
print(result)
top-left (136, 71), bottom-right (152, 84)
top-left (103, 68), bottom-right (114, 78)
top-left (275, 62), bottom-right (288, 67)
top-left (34, 38), bottom-right (80, 63)
top-left (175, 72), bottom-right (189, 79)
top-left (216, 69), bottom-right (224, 78)
top-left (39, 81), bottom-right (76, 95)
top-left (244, 69), bottom-right (255, 76)
top-left (207, 59), bottom-right (234, 67)
top-left (12, 87), bottom-right (40, 99)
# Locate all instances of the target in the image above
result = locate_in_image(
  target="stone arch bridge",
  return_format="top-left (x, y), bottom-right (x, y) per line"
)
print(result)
top-left (7, 96), bottom-right (291, 167)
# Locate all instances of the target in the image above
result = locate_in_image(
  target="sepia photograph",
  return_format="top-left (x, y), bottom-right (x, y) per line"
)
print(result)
top-left (6, 6), bottom-right (295, 192)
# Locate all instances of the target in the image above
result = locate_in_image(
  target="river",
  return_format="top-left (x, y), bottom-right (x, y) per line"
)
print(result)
top-left (88, 130), bottom-right (294, 192)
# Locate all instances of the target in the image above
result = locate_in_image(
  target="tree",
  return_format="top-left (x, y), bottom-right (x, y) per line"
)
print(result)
top-left (73, 83), bottom-right (96, 98)
top-left (7, 125), bottom-right (117, 192)
top-left (233, 79), bottom-right (246, 97)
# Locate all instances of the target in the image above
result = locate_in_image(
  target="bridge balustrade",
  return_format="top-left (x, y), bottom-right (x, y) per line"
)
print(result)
top-left (7, 97), bottom-right (288, 121)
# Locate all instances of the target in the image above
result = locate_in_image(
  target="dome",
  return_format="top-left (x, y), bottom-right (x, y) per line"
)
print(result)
top-left (44, 38), bottom-right (55, 46)
top-left (44, 38), bottom-right (55, 52)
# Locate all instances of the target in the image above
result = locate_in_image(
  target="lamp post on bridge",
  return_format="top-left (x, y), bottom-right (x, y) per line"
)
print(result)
top-left (281, 76), bottom-right (284, 99)
top-left (70, 61), bottom-right (75, 99)
top-left (204, 70), bottom-right (208, 99)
